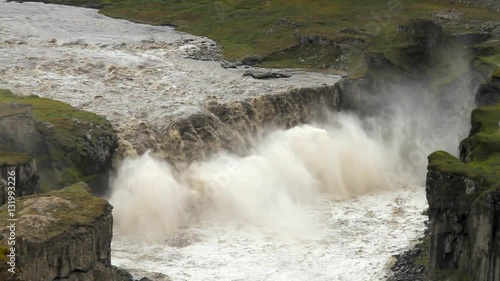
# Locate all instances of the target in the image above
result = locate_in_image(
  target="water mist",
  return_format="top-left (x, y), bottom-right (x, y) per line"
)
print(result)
top-left (109, 79), bottom-right (474, 238)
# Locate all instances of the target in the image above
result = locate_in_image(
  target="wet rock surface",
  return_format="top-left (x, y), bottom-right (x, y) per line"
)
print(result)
top-left (242, 69), bottom-right (292, 79)
top-left (0, 156), bottom-right (40, 204)
top-left (388, 247), bottom-right (426, 281)
top-left (475, 76), bottom-right (500, 106)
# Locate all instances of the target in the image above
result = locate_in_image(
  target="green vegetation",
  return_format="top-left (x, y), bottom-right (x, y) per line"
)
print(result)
top-left (41, 183), bottom-right (108, 237)
top-left (473, 39), bottom-right (500, 78)
top-left (0, 245), bottom-right (8, 262)
top-left (428, 103), bottom-right (500, 203)
top-left (24, 0), bottom-right (500, 74)
top-left (0, 89), bottom-right (109, 129)
top-left (412, 237), bottom-right (429, 267)
top-left (431, 270), bottom-right (472, 281)
top-left (0, 89), bottom-right (116, 189)
top-left (0, 152), bottom-right (32, 166)
top-left (428, 150), bottom-right (483, 179)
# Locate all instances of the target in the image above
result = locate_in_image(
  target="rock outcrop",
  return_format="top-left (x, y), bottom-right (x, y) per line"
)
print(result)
top-left (426, 101), bottom-right (500, 280)
top-left (0, 183), bottom-right (131, 281)
top-left (0, 152), bottom-right (40, 204)
top-left (476, 76), bottom-right (500, 107)
top-left (398, 19), bottom-right (443, 50)
top-left (0, 90), bottom-right (118, 193)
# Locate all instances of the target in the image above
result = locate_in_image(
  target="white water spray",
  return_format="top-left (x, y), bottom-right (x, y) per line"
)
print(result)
top-left (109, 80), bottom-right (474, 280)
top-left (110, 115), bottom-right (394, 237)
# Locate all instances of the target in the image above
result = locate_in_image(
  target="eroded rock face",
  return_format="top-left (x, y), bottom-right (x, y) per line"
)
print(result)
top-left (0, 94), bottom-right (118, 192)
top-left (0, 184), bottom-right (126, 281)
top-left (426, 168), bottom-right (499, 281)
top-left (0, 157), bottom-right (40, 204)
top-left (476, 76), bottom-right (500, 107)
top-left (398, 19), bottom-right (443, 50)
top-left (426, 92), bottom-right (500, 280)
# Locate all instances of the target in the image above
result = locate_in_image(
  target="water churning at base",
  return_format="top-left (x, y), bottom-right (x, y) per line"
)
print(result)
top-left (110, 115), bottom-right (392, 238)
top-left (110, 80), bottom-right (473, 239)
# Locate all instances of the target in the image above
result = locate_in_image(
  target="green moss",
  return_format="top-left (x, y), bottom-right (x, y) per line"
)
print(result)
top-left (43, 184), bottom-right (108, 237)
top-left (430, 270), bottom-right (471, 281)
top-left (0, 89), bottom-right (109, 129)
top-left (473, 40), bottom-right (500, 77)
top-left (412, 237), bottom-right (430, 267)
top-left (462, 104), bottom-right (500, 162)
top-left (50, 182), bottom-right (91, 194)
top-left (0, 245), bottom-right (8, 263)
top-left (471, 104), bottom-right (500, 133)
top-left (429, 103), bottom-right (500, 208)
top-left (0, 102), bottom-right (30, 118)
top-left (0, 152), bottom-right (32, 166)
top-left (428, 151), bottom-right (482, 179)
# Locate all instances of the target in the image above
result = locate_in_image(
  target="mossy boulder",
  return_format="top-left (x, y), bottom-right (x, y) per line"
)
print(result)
top-left (475, 76), bottom-right (500, 106)
top-left (0, 89), bottom-right (118, 192)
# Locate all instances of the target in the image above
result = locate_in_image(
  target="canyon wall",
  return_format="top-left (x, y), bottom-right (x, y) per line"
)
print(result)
top-left (0, 90), bottom-right (118, 194)
top-left (0, 154), bottom-right (40, 205)
top-left (426, 84), bottom-right (500, 280)
top-left (0, 183), bottom-right (132, 281)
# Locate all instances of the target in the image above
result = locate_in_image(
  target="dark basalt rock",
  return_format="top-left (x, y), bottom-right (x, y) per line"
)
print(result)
top-left (398, 19), bottom-right (442, 49)
top-left (0, 157), bottom-right (40, 205)
top-left (240, 54), bottom-right (264, 65)
top-left (242, 69), bottom-right (292, 79)
top-left (475, 76), bottom-right (500, 107)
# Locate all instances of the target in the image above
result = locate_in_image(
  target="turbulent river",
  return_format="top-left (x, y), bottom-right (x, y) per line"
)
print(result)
top-left (0, 1), bottom-right (475, 280)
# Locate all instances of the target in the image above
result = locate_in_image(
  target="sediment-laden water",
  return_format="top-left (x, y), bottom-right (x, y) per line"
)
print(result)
top-left (0, 1), bottom-right (475, 280)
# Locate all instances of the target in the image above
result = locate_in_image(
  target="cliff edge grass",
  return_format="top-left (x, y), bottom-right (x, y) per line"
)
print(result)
top-left (428, 102), bottom-right (500, 203)
top-left (0, 152), bottom-right (31, 166)
top-left (0, 89), bottom-right (117, 191)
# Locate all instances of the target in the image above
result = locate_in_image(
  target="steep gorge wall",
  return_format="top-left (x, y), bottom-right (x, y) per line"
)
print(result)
top-left (426, 85), bottom-right (500, 280)
top-left (0, 184), bottom-right (132, 281)
top-left (426, 164), bottom-right (499, 281)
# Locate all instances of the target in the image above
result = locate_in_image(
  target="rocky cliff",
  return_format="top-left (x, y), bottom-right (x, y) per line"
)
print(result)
top-left (0, 89), bottom-right (118, 193)
top-left (426, 101), bottom-right (500, 280)
top-left (0, 183), bottom-right (132, 281)
top-left (0, 153), bottom-right (40, 204)
top-left (476, 76), bottom-right (500, 107)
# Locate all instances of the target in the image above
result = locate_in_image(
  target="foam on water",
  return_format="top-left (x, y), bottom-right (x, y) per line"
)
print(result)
top-left (109, 114), bottom-right (431, 280)
top-left (112, 187), bottom-right (426, 281)
top-left (108, 83), bottom-right (474, 280)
